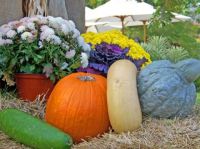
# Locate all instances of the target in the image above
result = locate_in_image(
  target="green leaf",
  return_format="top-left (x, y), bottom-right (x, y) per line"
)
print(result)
top-left (20, 65), bottom-right (36, 73)
top-left (70, 61), bottom-right (81, 69)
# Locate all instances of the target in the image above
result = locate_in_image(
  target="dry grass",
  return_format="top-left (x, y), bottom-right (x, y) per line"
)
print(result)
top-left (0, 93), bottom-right (200, 149)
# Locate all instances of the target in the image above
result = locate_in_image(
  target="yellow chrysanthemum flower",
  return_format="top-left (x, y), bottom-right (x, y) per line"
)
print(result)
top-left (82, 30), bottom-right (151, 68)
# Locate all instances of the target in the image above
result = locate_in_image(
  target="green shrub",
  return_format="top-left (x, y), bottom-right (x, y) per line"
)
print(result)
top-left (125, 22), bottom-right (200, 59)
top-left (141, 36), bottom-right (189, 63)
top-left (196, 92), bottom-right (200, 105)
top-left (195, 78), bottom-right (200, 92)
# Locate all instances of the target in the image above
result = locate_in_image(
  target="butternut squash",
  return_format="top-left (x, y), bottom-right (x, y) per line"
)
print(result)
top-left (107, 60), bottom-right (142, 133)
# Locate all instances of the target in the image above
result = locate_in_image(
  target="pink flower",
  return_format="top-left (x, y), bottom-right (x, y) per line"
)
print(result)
top-left (8, 21), bottom-right (21, 28)
top-left (26, 22), bottom-right (35, 30)
top-left (40, 25), bottom-right (49, 32)
top-left (40, 27), bottom-right (55, 41)
top-left (43, 64), bottom-right (53, 77)
top-left (0, 25), bottom-right (11, 35)
top-left (21, 32), bottom-right (34, 42)
top-left (0, 38), bottom-right (5, 45)
top-left (65, 50), bottom-right (76, 59)
top-left (0, 38), bottom-right (13, 45)
top-left (17, 25), bottom-right (26, 33)
top-left (6, 30), bottom-right (17, 38)
top-left (29, 16), bottom-right (40, 22)
top-left (5, 39), bottom-right (13, 44)
top-left (20, 17), bottom-right (31, 23)
top-left (47, 35), bottom-right (61, 45)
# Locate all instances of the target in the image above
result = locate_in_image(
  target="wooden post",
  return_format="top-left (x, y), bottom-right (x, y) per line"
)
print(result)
top-left (0, 0), bottom-right (23, 25)
top-left (65, 0), bottom-right (85, 33)
top-left (120, 16), bottom-right (125, 34)
top-left (0, 0), bottom-right (85, 33)
top-left (48, 0), bottom-right (69, 20)
top-left (142, 20), bottom-right (147, 42)
top-left (48, 0), bottom-right (85, 33)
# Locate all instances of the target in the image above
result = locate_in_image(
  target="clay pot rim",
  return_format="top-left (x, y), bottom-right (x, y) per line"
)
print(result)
top-left (15, 73), bottom-right (49, 80)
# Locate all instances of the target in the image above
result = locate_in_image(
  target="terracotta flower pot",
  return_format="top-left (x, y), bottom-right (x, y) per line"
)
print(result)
top-left (15, 73), bottom-right (55, 101)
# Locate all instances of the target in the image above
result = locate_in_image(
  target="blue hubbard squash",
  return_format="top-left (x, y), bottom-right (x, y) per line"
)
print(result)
top-left (137, 59), bottom-right (200, 118)
top-left (107, 60), bottom-right (142, 133)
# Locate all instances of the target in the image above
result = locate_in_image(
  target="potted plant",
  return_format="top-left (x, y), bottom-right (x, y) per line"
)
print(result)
top-left (0, 15), bottom-right (91, 101)
top-left (79, 30), bottom-right (151, 75)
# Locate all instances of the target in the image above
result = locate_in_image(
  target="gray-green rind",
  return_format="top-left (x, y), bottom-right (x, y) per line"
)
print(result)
top-left (137, 59), bottom-right (200, 118)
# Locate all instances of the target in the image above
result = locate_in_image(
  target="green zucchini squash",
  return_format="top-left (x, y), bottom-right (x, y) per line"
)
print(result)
top-left (0, 108), bottom-right (72, 149)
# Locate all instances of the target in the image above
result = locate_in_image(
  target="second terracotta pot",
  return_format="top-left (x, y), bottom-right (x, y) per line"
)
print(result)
top-left (15, 73), bottom-right (55, 101)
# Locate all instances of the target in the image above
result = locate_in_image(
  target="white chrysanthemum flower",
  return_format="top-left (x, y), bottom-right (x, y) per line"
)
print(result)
top-left (44, 28), bottom-right (55, 35)
top-left (40, 27), bottom-right (55, 41)
top-left (8, 20), bottom-right (20, 26)
top-left (46, 35), bottom-right (61, 45)
top-left (61, 24), bottom-right (70, 35)
top-left (17, 25), bottom-right (26, 33)
top-left (51, 35), bottom-right (62, 45)
top-left (27, 22), bottom-right (35, 30)
top-left (0, 38), bottom-right (5, 46)
top-left (77, 36), bottom-right (85, 46)
top-left (38, 41), bottom-right (43, 48)
top-left (81, 52), bottom-right (89, 68)
top-left (65, 50), bottom-right (76, 59)
top-left (0, 26), bottom-right (11, 35)
top-left (20, 17), bottom-right (30, 23)
top-left (62, 43), bottom-right (69, 49)
top-left (82, 43), bottom-right (91, 52)
top-left (0, 38), bottom-right (12, 45)
top-left (21, 32), bottom-right (33, 41)
top-left (0, 38), bottom-right (12, 46)
top-left (64, 20), bottom-right (75, 32)
top-left (5, 39), bottom-right (13, 44)
top-left (72, 29), bottom-right (80, 38)
top-left (29, 16), bottom-right (40, 22)
top-left (47, 16), bottom-right (54, 21)
top-left (69, 20), bottom-right (76, 29)
top-left (35, 15), bottom-right (44, 20)
top-left (6, 30), bottom-right (17, 38)
top-left (40, 25), bottom-right (49, 32)
top-left (56, 17), bottom-right (64, 24)
top-left (61, 62), bottom-right (69, 70)
top-left (39, 18), bottom-right (48, 24)
top-left (48, 16), bottom-right (61, 29)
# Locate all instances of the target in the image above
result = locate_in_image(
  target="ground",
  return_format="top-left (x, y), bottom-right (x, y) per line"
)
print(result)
top-left (0, 93), bottom-right (200, 149)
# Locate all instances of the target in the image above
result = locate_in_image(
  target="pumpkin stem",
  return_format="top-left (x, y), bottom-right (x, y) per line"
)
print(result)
top-left (175, 59), bottom-right (200, 83)
top-left (77, 76), bottom-right (95, 81)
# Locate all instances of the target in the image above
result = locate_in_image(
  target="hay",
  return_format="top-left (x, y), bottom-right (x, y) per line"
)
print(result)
top-left (0, 93), bottom-right (200, 149)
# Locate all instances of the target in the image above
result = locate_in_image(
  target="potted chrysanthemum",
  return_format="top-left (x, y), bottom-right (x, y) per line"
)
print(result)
top-left (0, 15), bottom-right (90, 101)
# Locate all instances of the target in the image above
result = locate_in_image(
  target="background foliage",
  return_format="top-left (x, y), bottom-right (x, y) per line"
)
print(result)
top-left (85, 0), bottom-right (200, 91)
top-left (85, 0), bottom-right (108, 8)
top-left (141, 36), bottom-right (189, 63)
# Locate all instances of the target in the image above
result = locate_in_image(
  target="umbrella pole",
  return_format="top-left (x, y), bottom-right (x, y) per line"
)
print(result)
top-left (143, 20), bottom-right (147, 42)
top-left (120, 16), bottom-right (125, 34)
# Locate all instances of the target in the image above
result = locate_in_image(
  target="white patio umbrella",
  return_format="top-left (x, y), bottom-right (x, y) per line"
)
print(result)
top-left (85, 1), bottom-right (191, 41)
top-left (85, 7), bottom-right (104, 27)
top-left (86, 0), bottom-right (155, 41)
top-left (172, 13), bottom-right (192, 22)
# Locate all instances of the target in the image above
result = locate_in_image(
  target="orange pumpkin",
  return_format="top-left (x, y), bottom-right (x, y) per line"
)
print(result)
top-left (45, 72), bottom-right (110, 142)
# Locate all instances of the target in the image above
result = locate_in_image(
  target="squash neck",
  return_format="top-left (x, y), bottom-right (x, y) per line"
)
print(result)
top-left (175, 59), bottom-right (200, 83)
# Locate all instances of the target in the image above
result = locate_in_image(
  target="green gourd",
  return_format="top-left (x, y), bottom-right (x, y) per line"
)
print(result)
top-left (0, 108), bottom-right (72, 149)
